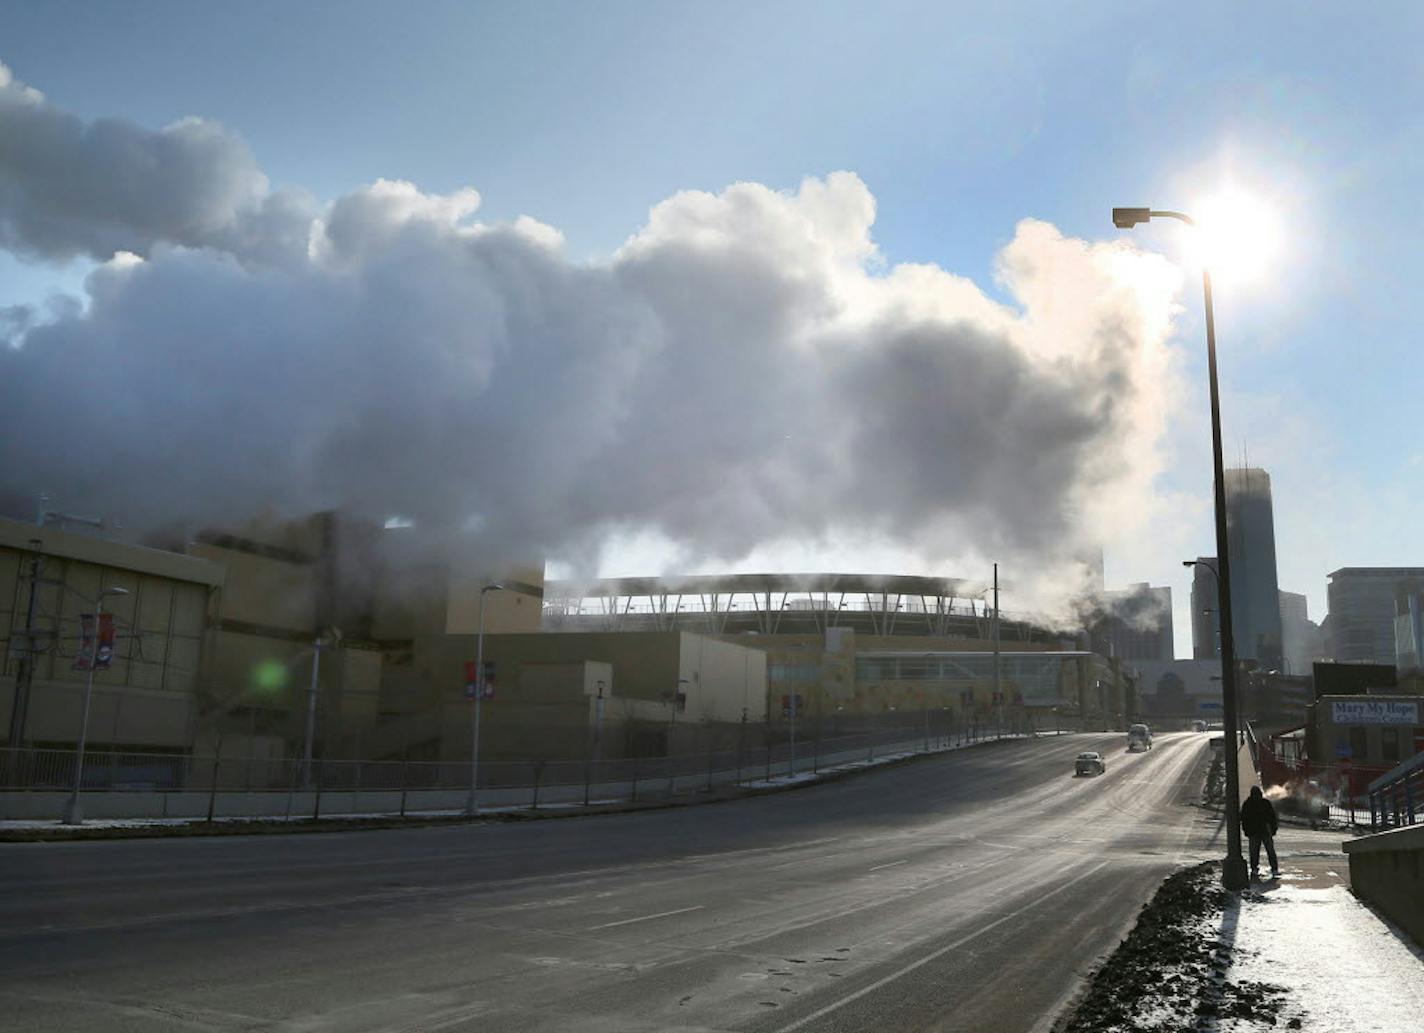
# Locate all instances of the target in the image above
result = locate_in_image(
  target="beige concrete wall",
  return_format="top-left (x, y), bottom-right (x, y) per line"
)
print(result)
top-left (189, 544), bottom-right (317, 632)
top-left (445, 566), bottom-right (544, 635)
top-left (678, 632), bottom-right (768, 722)
top-left (1, 523), bottom-right (217, 748)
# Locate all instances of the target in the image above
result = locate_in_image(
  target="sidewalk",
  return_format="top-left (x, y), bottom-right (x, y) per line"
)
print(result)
top-left (1223, 856), bottom-right (1424, 1032)
top-left (1056, 851), bottom-right (1424, 1032)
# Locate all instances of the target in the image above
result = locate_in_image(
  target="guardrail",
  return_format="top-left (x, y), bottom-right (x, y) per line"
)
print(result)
top-left (1367, 749), bottom-right (1423, 831)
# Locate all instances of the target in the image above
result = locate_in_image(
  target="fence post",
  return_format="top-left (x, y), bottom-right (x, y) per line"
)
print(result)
top-left (313, 759), bottom-right (323, 821)
top-left (583, 756), bottom-right (593, 808)
top-left (765, 741), bottom-right (772, 783)
top-left (531, 761), bottom-right (544, 811)
top-left (631, 755), bottom-right (640, 803)
top-left (813, 712), bottom-right (821, 774)
top-left (736, 712), bottom-right (747, 787)
top-left (284, 759), bottom-right (296, 821)
top-left (205, 739), bottom-right (223, 824)
top-left (706, 748), bottom-right (715, 793)
top-left (399, 756), bottom-right (409, 818)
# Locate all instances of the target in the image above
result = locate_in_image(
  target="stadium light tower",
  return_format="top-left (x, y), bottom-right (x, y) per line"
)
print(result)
top-left (1115, 206), bottom-right (1249, 892)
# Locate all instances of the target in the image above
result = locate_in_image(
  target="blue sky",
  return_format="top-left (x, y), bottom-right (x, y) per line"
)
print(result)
top-left (3, 1), bottom-right (1422, 656)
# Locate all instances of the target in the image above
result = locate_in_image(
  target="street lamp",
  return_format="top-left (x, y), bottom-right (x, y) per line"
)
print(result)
top-left (301, 626), bottom-right (342, 789)
top-left (1115, 206), bottom-right (1249, 891)
top-left (62, 586), bottom-right (129, 825)
top-left (467, 582), bottom-right (503, 816)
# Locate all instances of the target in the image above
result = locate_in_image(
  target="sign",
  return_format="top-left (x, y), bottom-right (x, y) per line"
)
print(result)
top-left (1197, 701), bottom-right (1223, 711)
top-left (464, 660), bottom-right (495, 701)
top-left (781, 693), bottom-right (802, 718)
top-left (95, 613), bottom-right (115, 669)
top-left (1330, 700), bottom-right (1418, 726)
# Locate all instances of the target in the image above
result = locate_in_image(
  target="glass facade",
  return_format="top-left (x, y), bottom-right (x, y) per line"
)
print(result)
top-left (1224, 468), bottom-right (1284, 671)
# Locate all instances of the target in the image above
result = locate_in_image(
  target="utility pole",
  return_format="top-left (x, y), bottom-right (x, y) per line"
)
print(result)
top-left (6, 539), bottom-right (44, 751)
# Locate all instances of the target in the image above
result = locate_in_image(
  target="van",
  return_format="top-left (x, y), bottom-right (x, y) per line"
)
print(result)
top-left (1127, 723), bottom-right (1152, 751)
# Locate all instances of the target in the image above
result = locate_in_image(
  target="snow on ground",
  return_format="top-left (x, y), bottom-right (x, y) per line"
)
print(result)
top-left (1226, 865), bottom-right (1424, 1033)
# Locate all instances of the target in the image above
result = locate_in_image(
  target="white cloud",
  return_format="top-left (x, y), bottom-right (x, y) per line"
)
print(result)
top-left (0, 66), bottom-right (1190, 626)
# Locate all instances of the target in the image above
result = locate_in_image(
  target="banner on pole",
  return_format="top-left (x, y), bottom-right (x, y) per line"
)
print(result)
top-left (73, 614), bottom-right (96, 671)
top-left (95, 613), bottom-right (115, 670)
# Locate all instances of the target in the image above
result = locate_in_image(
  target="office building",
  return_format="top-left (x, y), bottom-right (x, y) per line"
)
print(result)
top-left (1191, 557), bottom-right (1220, 660)
top-left (1326, 568), bottom-right (1424, 664)
top-left (1278, 589), bottom-right (1324, 677)
top-left (1095, 583), bottom-right (1173, 662)
top-left (1224, 468), bottom-right (1284, 671)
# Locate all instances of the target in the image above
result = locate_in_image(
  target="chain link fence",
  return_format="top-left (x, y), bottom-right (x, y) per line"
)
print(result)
top-left (0, 713), bottom-right (1057, 822)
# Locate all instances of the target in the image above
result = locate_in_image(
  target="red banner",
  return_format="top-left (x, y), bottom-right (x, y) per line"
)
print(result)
top-left (72, 612), bottom-right (117, 671)
top-left (72, 614), bottom-right (95, 671)
top-left (95, 613), bottom-right (115, 670)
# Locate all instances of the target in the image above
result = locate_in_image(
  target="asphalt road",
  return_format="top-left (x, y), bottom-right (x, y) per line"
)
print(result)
top-left (0, 732), bottom-right (1338, 1032)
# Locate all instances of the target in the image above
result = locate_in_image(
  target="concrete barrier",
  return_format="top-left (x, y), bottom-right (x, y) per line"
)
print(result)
top-left (1342, 824), bottom-right (1424, 947)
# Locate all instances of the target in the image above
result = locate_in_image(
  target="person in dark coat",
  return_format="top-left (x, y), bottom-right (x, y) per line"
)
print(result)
top-left (1240, 784), bottom-right (1280, 879)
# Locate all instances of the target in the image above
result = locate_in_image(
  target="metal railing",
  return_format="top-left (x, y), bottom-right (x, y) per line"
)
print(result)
top-left (1368, 749), bottom-right (1423, 831)
top-left (0, 715), bottom-right (1054, 822)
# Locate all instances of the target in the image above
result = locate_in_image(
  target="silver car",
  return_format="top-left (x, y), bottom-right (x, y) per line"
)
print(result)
top-left (1075, 751), bottom-right (1106, 776)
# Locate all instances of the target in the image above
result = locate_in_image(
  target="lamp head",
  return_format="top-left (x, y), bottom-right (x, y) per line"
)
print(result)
top-left (1112, 207), bottom-right (1152, 229)
top-left (482, 582), bottom-right (504, 593)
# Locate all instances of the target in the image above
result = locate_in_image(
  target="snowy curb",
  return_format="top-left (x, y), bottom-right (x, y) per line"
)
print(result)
top-left (1053, 862), bottom-right (1299, 1032)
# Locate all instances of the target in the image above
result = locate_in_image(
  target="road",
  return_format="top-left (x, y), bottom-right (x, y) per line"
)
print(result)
top-left (0, 732), bottom-right (1331, 1032)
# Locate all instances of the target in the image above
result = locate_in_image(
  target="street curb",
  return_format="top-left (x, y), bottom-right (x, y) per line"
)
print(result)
top-left (0, 735), bottom-right (1045, 843)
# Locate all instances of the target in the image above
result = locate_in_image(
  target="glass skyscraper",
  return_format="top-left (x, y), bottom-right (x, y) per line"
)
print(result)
top-left (1224, 468), bottom-right (1284, 672)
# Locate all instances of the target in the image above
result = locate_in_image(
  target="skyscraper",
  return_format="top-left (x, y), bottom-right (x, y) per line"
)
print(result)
top-left (1097, 583), bottom-right (1174, 661)
top-left (1191, 556), bottom-right (1220, 660)
top-left (1278, 589), bottom-right (1323, 676)
top-left (1224, 468), bottom-right (1283, 672)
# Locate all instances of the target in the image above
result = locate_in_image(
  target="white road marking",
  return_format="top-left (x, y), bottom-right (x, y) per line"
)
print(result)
top-left (770, 860), bottom-right (1111, 1033)
top-left (867, 859), bottom-right (907, 872)
top-left (586, 904), bottom-right (705, 930)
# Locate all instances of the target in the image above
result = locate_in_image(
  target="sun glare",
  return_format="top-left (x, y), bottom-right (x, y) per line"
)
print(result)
top-left (1186, 187), bottom-right (1281, 285)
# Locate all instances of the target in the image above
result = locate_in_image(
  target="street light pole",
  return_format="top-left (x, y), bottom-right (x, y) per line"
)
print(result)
top-left (1114, 207), bottom-right (1249, 891)
top-left (467, 583), bottom-right (503, 816)
top-left (62, 586), bottom-right (129, 825)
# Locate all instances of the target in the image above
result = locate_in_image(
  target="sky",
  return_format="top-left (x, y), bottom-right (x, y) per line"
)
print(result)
top-left (2, 1), bottom-right (1422, 656)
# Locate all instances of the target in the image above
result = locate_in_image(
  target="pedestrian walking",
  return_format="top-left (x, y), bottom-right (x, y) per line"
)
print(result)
top-left (1240, 784), bottom-right (1280, 880)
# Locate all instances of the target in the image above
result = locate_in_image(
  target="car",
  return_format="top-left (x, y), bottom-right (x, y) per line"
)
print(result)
top-left (1191, 719), bottom-right (1208, 732)
top-left (1075, 751), bottom-right (1106, 776)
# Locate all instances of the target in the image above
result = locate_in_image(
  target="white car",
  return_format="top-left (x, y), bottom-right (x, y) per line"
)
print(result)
top-left (1075, 751), bottom-right (1106, 776)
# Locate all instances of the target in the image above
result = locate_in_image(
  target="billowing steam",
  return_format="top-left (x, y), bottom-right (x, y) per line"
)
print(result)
top-left (0, 61), bottom-right (1183, 621)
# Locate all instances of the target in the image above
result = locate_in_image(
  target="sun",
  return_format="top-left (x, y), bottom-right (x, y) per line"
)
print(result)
top-left (1186, 187), bottom-right (1282, 286)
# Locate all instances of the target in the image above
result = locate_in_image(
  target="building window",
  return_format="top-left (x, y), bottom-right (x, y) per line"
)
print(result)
top-left (1381, 727), bottom-right (1400, 763)
top-left (1349, 726), bottom-right (1368, 761)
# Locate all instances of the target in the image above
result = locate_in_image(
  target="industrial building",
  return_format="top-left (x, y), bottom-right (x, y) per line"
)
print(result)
top-left (4, 519), bottom-right (1139, 770)
top-left (1, 517), bottom-right (222, 754)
